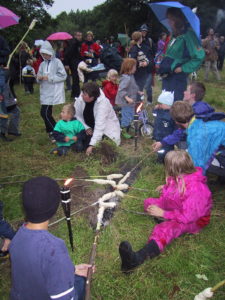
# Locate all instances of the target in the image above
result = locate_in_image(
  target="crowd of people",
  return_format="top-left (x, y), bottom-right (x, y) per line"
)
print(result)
top-left (1, 5), bottom-right (225, 300)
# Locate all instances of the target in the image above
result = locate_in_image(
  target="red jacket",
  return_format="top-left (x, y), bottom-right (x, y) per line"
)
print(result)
top-left (80, 42), bottom-right (101, 58)
top-left (102, 80), bottom-right (118, 106)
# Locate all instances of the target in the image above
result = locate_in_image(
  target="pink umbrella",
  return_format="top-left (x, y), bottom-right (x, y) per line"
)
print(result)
top-left (0, 6), bottom-right (20, 29)
top-left (47, 32), bottom-right (73, 41)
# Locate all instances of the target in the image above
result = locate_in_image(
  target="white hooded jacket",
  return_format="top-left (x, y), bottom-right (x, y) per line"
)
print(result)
top-left (75, 90), bottom-right (121, 146)
top-left (37, 41), bottom-right (67, 105)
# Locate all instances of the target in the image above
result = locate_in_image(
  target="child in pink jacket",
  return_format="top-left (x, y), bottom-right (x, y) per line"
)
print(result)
top-left (119, 150), bottom-right (212, 272)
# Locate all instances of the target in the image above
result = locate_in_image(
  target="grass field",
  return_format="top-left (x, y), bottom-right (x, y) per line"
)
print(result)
top-left (0, 69), bottom-right (225, 300)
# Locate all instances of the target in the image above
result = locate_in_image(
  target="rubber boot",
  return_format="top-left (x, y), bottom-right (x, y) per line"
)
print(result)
top-left (121, 127), bottom-right (132, 139)
top-left (119, 239), bottom-right (160, 272)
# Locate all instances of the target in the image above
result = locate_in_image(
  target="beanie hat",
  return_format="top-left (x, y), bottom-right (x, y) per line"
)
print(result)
top-left (157, 90), bottom-right (174, 106)
top-left (22, 176), bottom-right (60, 223)
top-left (139, 24), bottom-right (149, 32)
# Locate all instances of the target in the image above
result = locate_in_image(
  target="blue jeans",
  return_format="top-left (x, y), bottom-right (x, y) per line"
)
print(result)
top-left (74, 275), bottom-right (86, 300)
top-left (121, 106), bottom-right (134, 128)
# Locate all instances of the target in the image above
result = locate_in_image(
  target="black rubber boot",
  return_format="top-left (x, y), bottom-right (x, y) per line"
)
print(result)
top-left (119, 239), bottom-right (160, 272)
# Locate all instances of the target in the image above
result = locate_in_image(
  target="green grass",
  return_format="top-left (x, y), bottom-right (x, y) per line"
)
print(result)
top-left (0, 69), bottom-right (225, 299)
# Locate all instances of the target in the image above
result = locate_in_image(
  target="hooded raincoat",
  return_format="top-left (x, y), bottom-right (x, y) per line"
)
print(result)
top-left (144, 167), bottom-right (212, 251)
top-left (37, 41), bottom-right (67, 105)
top-left (187, 117), bottom-right (225, 172)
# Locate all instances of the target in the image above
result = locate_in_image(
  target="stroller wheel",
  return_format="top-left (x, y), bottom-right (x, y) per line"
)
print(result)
top-left (139, 122), bottom-right (154, 138)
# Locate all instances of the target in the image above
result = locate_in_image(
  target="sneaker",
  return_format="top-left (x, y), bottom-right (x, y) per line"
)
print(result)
top-left (48, 132), bottom-right (56, 143)
top-left (50, 148), bottom-right (58, 155)
top-left (0, 133), bottom-right (13, 142)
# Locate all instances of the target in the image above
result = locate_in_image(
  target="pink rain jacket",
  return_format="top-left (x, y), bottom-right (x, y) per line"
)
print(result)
top-left (144, 167), bottom-right (212, 251)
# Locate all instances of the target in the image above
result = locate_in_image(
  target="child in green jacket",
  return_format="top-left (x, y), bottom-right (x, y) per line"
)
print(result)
top-left (51, 104), bottom-right (86, 156)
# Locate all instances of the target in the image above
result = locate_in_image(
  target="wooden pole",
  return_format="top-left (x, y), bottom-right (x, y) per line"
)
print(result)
top-left (7, 19), bottom-right (37, 68)
top-left (84, 230), bottom-right (100, 300)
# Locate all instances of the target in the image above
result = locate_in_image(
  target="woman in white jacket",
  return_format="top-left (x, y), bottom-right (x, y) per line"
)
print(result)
top-left (37, 41), bottom-right (67, 141)
top-left (75, 82), bottom-right (121, 155)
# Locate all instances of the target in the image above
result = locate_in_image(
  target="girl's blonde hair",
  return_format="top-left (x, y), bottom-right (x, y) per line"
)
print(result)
top-left (107, 69), bottom-right (118, 80)
top-left (120, 58), bottom-right (136, 75)
top-left (131, 31), bottom-right (142, 43)
top-left (164, 150), bottom-right (196, 193)
top-left (61, 104), bottom-right (75, 118)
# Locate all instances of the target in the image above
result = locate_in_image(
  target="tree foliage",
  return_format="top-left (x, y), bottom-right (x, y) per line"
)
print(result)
top-left (0, 0), bottom-right (54, 47)
top-left (1, 0), bottom-right (225, 49)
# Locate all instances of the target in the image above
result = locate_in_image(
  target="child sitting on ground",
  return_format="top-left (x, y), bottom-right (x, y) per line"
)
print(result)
top-left (115, 58), bottom-right (143, 139)
top-left (102, 69), bottom-right (119, 107)
top-left (153, 90), bottom-right (175, 163)
top-left (51, 104), bottom-right (86, 156)
top-left (22, 59), bottom-right (36, 94)
top-left (152, 82), bottom-right (216, 152)
top-left (119, 150), bottom-right (212, 272)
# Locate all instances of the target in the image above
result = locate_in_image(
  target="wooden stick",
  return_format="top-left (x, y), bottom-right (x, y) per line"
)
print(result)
top-left (7, 19), bottom-right (37, 68)
top-left (211, 279), bottom-right (225, 292)
top-left (84, 230), bottom-right (100, 300)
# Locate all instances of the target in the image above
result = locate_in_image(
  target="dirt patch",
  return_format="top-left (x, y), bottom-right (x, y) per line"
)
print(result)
top-left (65, 156), bottom-right (143, 229)
top-left (94, 141), bottom-right (118, 165)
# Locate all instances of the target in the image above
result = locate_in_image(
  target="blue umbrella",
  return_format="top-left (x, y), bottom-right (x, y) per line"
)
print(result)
top-left (149, 1), bottom-right (201, 42)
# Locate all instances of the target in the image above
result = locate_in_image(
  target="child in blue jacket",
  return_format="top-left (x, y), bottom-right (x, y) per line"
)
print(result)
top-left (153, 90), bottom-right (175, 162)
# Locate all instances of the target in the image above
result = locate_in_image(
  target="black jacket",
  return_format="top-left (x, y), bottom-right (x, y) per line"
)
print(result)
top-left (0, 35), bottom-right (10, 66)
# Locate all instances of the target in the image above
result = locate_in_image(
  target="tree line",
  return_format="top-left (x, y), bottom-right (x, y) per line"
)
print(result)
top-left (1, 0), bottom-right (225, 48)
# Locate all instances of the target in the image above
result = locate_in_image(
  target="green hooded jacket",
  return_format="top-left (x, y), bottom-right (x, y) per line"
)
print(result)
top-left (165, 28), bottom-right (205, 74)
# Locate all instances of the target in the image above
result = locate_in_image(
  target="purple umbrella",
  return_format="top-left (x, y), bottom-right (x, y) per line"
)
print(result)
top-left (0, 6), bottom-right (20, 29)
top-left (47, 32), bottom-right (73, 41)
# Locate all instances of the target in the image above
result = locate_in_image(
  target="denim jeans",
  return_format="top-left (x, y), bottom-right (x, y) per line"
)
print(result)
top-left (121, 106), bottom-right (134, 128)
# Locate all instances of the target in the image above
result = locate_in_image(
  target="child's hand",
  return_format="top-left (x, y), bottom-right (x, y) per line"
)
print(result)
top-left (147, 205), bottom-right (164, 218)
top-left (75, 264), bottom-right (95, 277)
top-left (72, 136), bottom-right (78, 142)
top-left (156, 185), bottom-right (164, 193)
top-left (37, 76), bottom-right (43, 80)
top-left (64, 136), bottom-right (70, 142)
top-left (42, 76), bottom-right (48, 80)
top-left (152, 141), bottom-right (162, 152)
top-left (125, 96), bottom-right (134, 104)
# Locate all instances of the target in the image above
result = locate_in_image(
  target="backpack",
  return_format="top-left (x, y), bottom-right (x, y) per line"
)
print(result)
top-left (100, 46), bottom-right (122, 71)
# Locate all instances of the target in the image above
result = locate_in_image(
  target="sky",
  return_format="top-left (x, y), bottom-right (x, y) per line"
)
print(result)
top-left (47, 0), bottom-right (106, 17)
